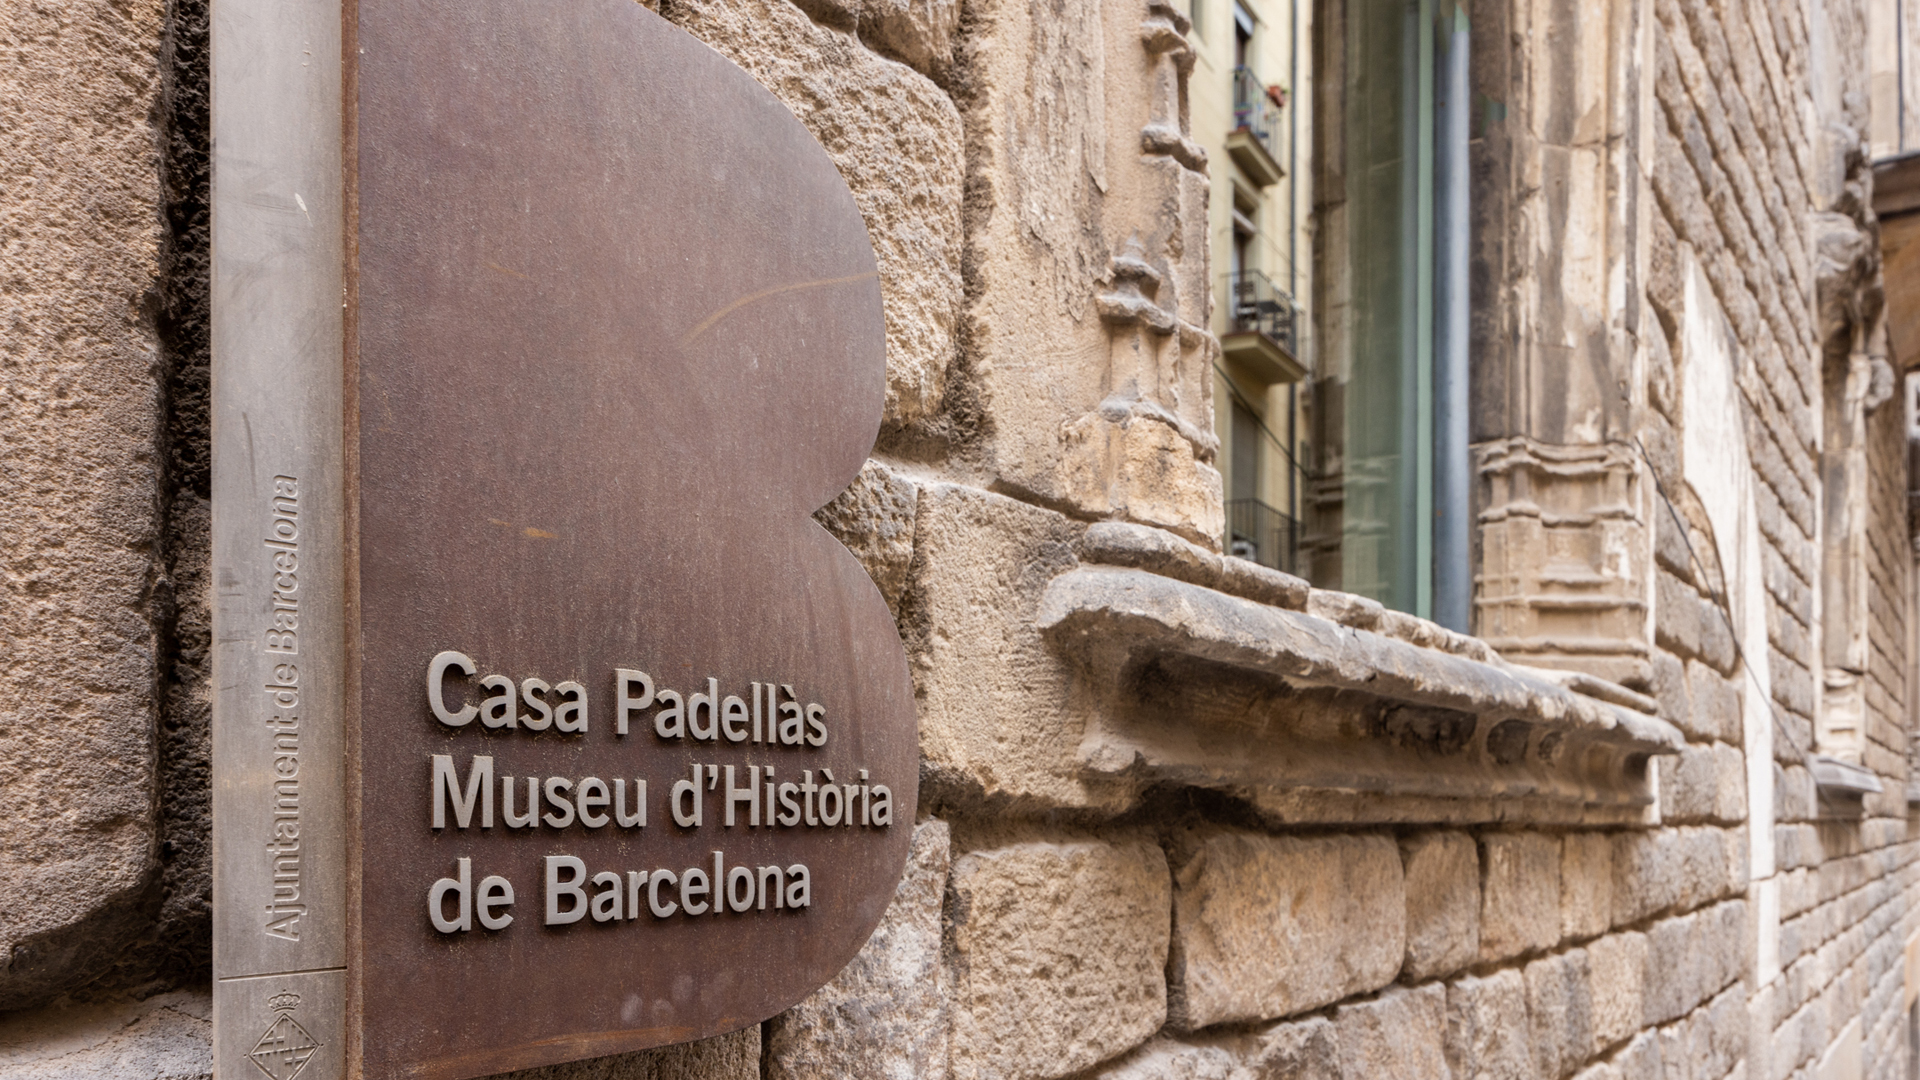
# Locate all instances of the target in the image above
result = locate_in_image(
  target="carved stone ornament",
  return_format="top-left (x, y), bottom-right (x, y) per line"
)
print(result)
top-left (211, 1), bottom-right (917, 1076)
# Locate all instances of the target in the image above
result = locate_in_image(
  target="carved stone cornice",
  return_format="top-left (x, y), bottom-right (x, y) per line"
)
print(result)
top-left (1038, 533), bottom-right (1684, 822)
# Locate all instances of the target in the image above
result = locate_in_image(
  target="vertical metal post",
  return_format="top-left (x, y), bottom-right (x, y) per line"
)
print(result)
top-left (1432, 0), bottom-right (1471, 632)
top-left (210, 0), bottom-right (349, 1070)
top-left (1397, 0), bottom-right (1437, 617)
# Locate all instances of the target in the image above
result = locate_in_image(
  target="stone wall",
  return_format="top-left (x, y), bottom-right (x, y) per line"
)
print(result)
top-left (1, 0), bottom-right (1917, 1078)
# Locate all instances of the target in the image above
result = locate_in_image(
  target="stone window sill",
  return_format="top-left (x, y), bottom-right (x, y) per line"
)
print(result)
top-left (1809, 754), bottom-right (1883, 818)
top-left (1038, 523), bottom-right (1686, 823)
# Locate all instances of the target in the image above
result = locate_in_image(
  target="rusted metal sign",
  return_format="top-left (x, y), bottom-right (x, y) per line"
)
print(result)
top-left (213, 0), bottom-right (914, 1075)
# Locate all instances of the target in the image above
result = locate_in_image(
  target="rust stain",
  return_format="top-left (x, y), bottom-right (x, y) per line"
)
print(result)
top-left (484, 260), bottom-right (531, 280)
top-left (523, 526), bottom-right (557, 539)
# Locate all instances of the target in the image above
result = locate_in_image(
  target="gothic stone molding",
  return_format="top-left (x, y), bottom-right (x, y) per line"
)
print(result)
top-left (1475, 436), bottom-right (1651, 690)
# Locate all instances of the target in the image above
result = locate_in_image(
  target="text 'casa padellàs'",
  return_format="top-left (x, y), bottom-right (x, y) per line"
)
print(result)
top-left (421, 651), bottom-right (898, 934)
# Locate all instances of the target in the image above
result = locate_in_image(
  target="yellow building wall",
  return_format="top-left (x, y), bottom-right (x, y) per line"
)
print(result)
top-left (1193, 0), bottom-right (1312, 544)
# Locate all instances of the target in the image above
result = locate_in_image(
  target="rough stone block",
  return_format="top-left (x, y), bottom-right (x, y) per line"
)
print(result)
top-left (1333, 985), bottom-right (1449, 1078)
top-left (949, 839), bottom-right (1171, 1080)
top-left (862, 0), bottom-right (960, 76)
top-left (0, 990), bottom-right (211, 1079)
top-left (1402, 831), bottom-right (1481, 980)
top-left (1058, 402), bottom-right (1226, 544)
top-left (1775, 764), bottom-right (1816, 822)
top-left (1707, 743), bottom-right (1748, 822)
top-left (665, 0), bottom-right (962, 427)
top-left (785, 0), bottom-right (961, 77)
top-left (909, 485), bottom-right (1094, 809)
top-left (1612, 1029), bottom-right (1663, 1080)
top-left (1640, 901), bottom-right (1747, 1026)
top-left (1658, 743), bottom-right (1745, 823)
top-left (813, 459), bottom-right (919, 620)
top-left (1685, 660), bottom-right (1742, 746)
top-left (1444, 971), bottom-right (1531, 1080)
top-left (1655, 569), bottom-right (1704, 661)
top-left (1480, 833), bottom-right (1563, 962)
top-left (1648, 650), bottom-right (1695, 738)
top-left (0, 0), bottom-right (173, 1009)
top-left (1664, 983), bottom-right (1744, 1080)
top-left (1242, 1016), bottom-right (1340, 1078)
top-left (1525, 949), bottom-right (1595, 1079)
top-left (1693, 597), bottom-right (1737, 674)
top-left (1611, 827), bottom-right (1731, 926)
top-left (1775, 823), bottom-right (1824, 871)
top-left (1586, 932), bottom-right (1647, 1054)
top-left (1080, 1038), bottom-right (1234, 1080)
top-left (1170, 833), bottom-right (1404, 1028)
top-left (1561, 832), bottom-right (1614, 942)
top-left (767, 820), bottom-right (950, 1080)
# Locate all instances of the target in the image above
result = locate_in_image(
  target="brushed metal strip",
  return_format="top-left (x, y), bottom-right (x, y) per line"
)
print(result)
top-left (211, 0), bottom-right (347, 1072)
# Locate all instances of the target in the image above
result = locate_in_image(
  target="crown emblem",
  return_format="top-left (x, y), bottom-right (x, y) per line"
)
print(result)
top-left (250, 991), bottom-right (318, 1080)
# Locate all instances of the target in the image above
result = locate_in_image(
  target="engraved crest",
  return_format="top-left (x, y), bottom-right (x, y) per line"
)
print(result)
top-left (249, 992), bottom-right (318, 1080)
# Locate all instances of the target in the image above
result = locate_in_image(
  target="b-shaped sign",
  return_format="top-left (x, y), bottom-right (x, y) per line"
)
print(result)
top-left (211, 1), bottom-right (917, 1076)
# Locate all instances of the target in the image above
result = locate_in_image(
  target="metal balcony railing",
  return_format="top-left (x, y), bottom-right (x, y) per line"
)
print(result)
top-left (1226, 270), bottom-right (1298, 357)
top-left (1232, 66), bottom-right (1282, 158)
top-left (1226, 497), bottom-right (1300, 576)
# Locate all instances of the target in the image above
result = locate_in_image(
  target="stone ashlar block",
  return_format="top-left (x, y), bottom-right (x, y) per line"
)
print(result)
top-left (1079, 1037), bottom-right (1235, 1080)
top-left (1444, 970), bottom-right (1531, 1080)
top-left (1401, 831), bottom-right (1481, 981)
top-left (1648, 650), bottom-right (1694, 739)
top-left (1480, 833), bottom-right (1563, 963)
top-left (1775, 764), bottom-right (1816, 823)
top-left (1685, 660), bottom-right (1742, 747)
top-left (1654, 569), bottom-right (1705, 662)
top-left (1640, 901), bottom-right (1747, 1026)
top-left (1657, 743), bottom-right (1746, 824)
top-left (766, 820), bottom-right (950, 1080)
top-left (812, 459), bottom-right (919, 621)
top-left (0, 991), bottom-right (212, 1080)
top-left (909, 484), bottom-right (1097, 811)
top-left (664, 0), bottom-right (962, 428)
top-left (1653, 493), bottom-right (1692, 577)
top-left (1653, 982), bottom-right (1745, 1080)
top-left (1612, 1029), bottom-right (1664, 1080)
top-left (1775, 823), bottom-right (1824, 873)
top-left (1611, 827), bottom-right (1732, 926)
top-left (1170, 833), bottom-right (1404, 1029)
top-left (1333, 985), bottom-right (1450, 1078)
top-left (948, 839), bottom-right (1171, 1080)
top-left (1242, 1016), bottom-right (1340, 1077)
top-left (862, 0), bottom-right (961, 75)
top-left (1586, 931), bottom-right (1648, 1054)
top-left (1525, 948), bottom-right (1594, 1079)
top-left (1561, 832), bottom-right (1615, 943)
top-left (0, 0), bottom-right (172, 1010)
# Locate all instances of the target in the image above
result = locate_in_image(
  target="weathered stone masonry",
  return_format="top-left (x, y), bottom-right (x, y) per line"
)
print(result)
top-left (3, 0), bottom-right (1919, 1078)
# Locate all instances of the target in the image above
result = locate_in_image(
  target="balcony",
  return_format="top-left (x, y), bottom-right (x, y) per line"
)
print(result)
top-left (1228, 66), bottom-right (1285, 187)
top-left (1226, 497), bottom-right (1299, 575)
top-left (1222, 270), bottom-right (1304, 383)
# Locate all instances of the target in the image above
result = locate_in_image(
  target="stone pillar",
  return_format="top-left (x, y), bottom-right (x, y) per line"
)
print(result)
top-left (1467, 0), bottom-right (1655, 689)
top-left (961, 0), bottom-right (1224, 546)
